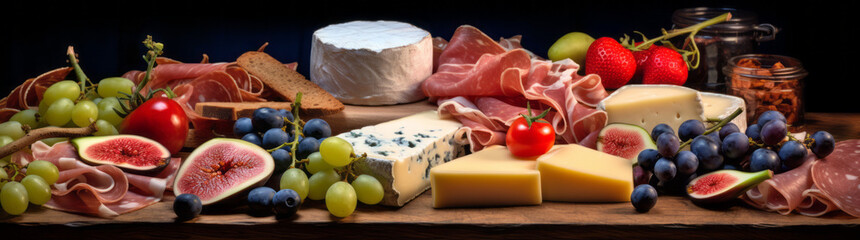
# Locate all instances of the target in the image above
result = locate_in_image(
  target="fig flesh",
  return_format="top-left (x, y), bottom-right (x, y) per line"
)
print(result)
top-left (597, 123), bottom-right (656, 164)
top-left (72, 135), bottom-right (171, 173)
top-left (686, 169), bottom-right (772, 206)
top-left (173, 138), bottom-right (274, 206)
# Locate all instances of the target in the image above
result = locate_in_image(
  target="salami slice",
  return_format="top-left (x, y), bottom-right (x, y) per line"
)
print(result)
top-left (810, 139), bottom-right (860, 217)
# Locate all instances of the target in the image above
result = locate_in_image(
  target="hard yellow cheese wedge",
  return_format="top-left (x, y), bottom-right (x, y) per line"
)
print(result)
top-left (537, 144), bottom-right (633, 202)
top-left (430, 145), bottom-right (542, 208)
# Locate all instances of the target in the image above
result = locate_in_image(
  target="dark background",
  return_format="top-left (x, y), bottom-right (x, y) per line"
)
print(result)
top-left (2, 1), bottom-right (856, 113)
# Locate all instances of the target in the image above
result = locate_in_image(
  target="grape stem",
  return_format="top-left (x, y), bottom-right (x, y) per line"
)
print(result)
top-left (622, 12), bottom-right (732, 70)
top-left (0, 122), bottom-right (99, 159)
top-left (676, 107), bottom-right (743, 153)
top-left (66, 46), bottom-right (89, 100)
top-left (288, 92), bottom-right (304, 168)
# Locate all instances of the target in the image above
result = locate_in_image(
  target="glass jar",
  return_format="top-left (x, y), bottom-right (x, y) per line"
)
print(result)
top-left (724, 54), bottom-right (808, 131)
top-left (672, 7), bottom-right (778, 93)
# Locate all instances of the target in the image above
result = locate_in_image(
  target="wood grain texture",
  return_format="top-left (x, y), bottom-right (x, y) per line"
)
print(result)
top-left (4, 110), bottom-right (859, 239)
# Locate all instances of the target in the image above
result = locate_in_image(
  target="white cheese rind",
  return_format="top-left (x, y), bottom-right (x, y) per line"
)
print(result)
top-left (311, 20), bottom-right (433, 105)
top-left (701, 92), bottom-right (747, 133)
top-left (337, 111), bottom-right (467, 206)
top-left (597, 84), bottom-right (706, 136)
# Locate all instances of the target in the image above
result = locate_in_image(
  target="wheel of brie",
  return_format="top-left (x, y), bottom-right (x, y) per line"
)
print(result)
top-left (310, 20), bottom-right (433, 105)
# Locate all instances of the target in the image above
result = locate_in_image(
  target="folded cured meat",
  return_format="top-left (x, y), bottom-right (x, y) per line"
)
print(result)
top-left (423, 25), bottom-right (608, 152)
top-left (743, 140), bottom-right (860, 217)
top-left (15, 141), bottom-right (180, 218)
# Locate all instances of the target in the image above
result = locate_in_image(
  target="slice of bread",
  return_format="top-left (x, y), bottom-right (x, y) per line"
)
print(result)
top-left (237, 51), bottom-right (344, 116)
top-left (195, 101), bottom-right (293, 120)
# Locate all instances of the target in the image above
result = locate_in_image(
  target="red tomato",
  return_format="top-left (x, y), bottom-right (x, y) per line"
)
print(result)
top-left (506, 117), bottom-right (555, 158)
top-left (119, 97), bottom-right (189, 154)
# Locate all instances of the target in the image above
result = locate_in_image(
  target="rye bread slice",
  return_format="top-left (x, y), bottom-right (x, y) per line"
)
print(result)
top-left (237, 51), bottom-right (344, 116)
top-left (195, 102), bottom-right (293, 121)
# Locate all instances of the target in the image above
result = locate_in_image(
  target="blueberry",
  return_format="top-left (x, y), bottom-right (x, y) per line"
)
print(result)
top-left (303, 119), bottom-right (332, 139)
top-left (174, 193), bottom-right (203, 220)
top-left (651, 124), bottom-right (674, 143)
top-left (675, 151), bottom-right (699, 176)
top-left (637, 148), bottom-right (660, 172)
top-left (718, 123), bottom-right (740, 140)
top-left (262, 128), bottom-right (290, 149)
top-left (750, 148), bottom-right (780, 172)
top-left (247, 187), bottom-right (276, 215)
top-left (631, 184), bottom-right (658, 213)
top-left (241, 133), bottom-right (263, 146)
top-left (296, 137), bottom-right (320, 160)
top-left (272, 149), bottom-right (293, 173)
top-left (233, 117), bottom-right (254, 137)
top-left (272, 189), bottom-right (302, 217)
top-left (252, 107), bottom-right (284, 133)
top-left (678, 119), bottom-right (705, 142)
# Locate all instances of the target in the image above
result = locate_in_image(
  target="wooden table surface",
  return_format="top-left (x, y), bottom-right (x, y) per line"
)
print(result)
top-left (3, 102), bottom-right (860, 239)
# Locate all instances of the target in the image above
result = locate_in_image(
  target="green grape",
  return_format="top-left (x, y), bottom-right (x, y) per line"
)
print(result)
top-left (0, 136), bottom-right (15, 164)
top-left (92, 97), bottom-right (103, 105)
top-left (40, 137), bottom-right (69, 146)
top-left (20, 175), bottom-right (51, 205)
top-left (84, 90), bottom-right (101, 101)
top-left (93, 120), bottom-right (118, 136)
top-left (352, 174), bottom-right (384, 205)
top-left (280, 168), bottom-right (309, 200)
top-left (319, 137), bottom-right (354, 167)
top-left (306, 152), bottom-right (334, 174)
top-left (1, 181), bottom-right (29, 215)
top-left (45, 98), bottom-right (75, 126)
top-left (41, 80), bottom-right (81, 107)
top-left (0, 165), bottom-right (8, 179)
top-left (307, 169), bottom-right (341, 200)
top-left (97, 77), bottom-right (134, 98)
top-left (10, 109), bottom-right (39, 128)
top-left (71, 100), bottom-right (99, 127)
top-left (97, 97), bottom-right (124, 127)
top-left (26, 160), bottom-right (60, 185)
top-left (0, 121), bottom-right (25, 140)
top-left (325, 181), bottom-right (357, 218)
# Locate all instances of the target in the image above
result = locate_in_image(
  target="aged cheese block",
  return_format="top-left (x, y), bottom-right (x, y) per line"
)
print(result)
top-left (598, 84), bottom-right (706, 135)
top-left (536, 144), bottom-right (633, 202)
top-left (430, 145), bottom-right (542, 208)
top-left (311, 20), bottom-right (433, 105)
top-left (701, 92), bottom-right (747, 133)
top-left (337, 111), bottom-right (467, 206)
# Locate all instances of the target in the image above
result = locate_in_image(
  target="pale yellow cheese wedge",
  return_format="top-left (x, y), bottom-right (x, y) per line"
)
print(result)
top-left (536, 144), bottom-right (633, 202)
top-left (598, 84), bottom-right (705, 135)
top-left (430, 145), bottom-right (542, 208)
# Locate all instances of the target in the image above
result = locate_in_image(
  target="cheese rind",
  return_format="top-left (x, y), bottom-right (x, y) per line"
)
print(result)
top-left (701, 92), bottom-right (747, 133)
top-left (430, 145), bottom-right (542, 208)
top-left (598, 84), bottom-right (705, 135)
top-left (337, 111), bottom-right (467, 206)
top-left (310, 20), bottom-right (433, 105)
top-left (536, 144), bottom-right (633, 202)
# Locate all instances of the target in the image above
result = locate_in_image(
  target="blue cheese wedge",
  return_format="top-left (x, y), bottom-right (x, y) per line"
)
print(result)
top-left (337, 111), bottom-right (468, 206)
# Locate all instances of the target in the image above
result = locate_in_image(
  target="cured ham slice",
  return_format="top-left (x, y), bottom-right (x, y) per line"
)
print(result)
top-left (743, 140), bottom-right (860, 218)
top-left (424, 26), bottom-right (608, 152)
top-left (0, 67), bottom-right (72, 122)
top-left (18, 141), bottom-right (180, 218)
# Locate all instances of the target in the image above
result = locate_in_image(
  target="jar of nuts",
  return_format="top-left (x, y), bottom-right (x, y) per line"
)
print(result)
top-left (724, 54), bottom-right (808, 131)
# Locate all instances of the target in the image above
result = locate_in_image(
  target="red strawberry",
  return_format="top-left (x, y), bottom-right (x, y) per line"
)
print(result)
top-left (642, 46), bottom-right (688, 85)
top-left (585, 37), bottom-right (636, 89)
top-left (631, 43), bottom-right (653, 83)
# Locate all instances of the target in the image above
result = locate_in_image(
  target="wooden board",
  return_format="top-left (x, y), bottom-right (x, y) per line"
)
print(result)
top-left (5, 111), bottom-right (860, 239)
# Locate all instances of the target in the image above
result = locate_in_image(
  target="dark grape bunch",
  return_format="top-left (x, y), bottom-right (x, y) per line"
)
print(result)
top-left (635, 110), bottom-right (836, 196)
top-left (233, 107), bottom-right (332, 174)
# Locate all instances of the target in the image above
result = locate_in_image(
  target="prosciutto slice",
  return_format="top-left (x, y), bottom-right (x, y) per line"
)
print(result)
top-left (424, 25), bottom-right (608, 152)
top-left (743, 140), bottom-right (860, 218)
top-left (17, 141), bottom-right (180, 218)
top-left (0, 67), bottom-right (72, 122)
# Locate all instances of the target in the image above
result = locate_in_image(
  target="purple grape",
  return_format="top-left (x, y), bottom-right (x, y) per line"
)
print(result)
top-left (760, 120), bottom-right (787, 146)
top-left (241, 133), bottom-right (263, 146)
top-left (750, 148), bottom-right (780, 172)
top-left (675, 151), bottom-right (699, 176)
top-left (691, 136), bottom-right (723, 171)
top-left (631, 184), bottom-right (658, 213)
top-left (252, 107), bottom-right (284, 133)
top-left (721, 132), bottom-right (750, 160)
top-left (718, 123), bottom-right (740, 140)
top-left (778, 140), bottom-right (808, 169)
top-left (654, 157), bottom-right (677, 183)
top-left (651, 124), bottom-right (674, 143)
top-left (233, 117), bottom-right (254, 137)
top-left (633, 166), bottom-right (651, 186)
top-left (656, 133), bottom-right (680, 158)
top-left (746, 124), bottom-right (762, 142)
top-left (637, 148), bottom-right (660, 172)
top-left (757, 110), bottom-right (787, 128)
top-left (810, 131), bottom-right (836, 158)
top-left (678, 119), bottom-right (705, 142)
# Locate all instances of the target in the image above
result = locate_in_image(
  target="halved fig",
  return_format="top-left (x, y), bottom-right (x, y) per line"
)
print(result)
top-left (72, 135), bottom-right (171, 173)
top-left (597, 123), bottom-right (657, 164)
top-left (173, 138), bottom-right (274, 206)
top-left (686, 169), bottom-right (772, 206)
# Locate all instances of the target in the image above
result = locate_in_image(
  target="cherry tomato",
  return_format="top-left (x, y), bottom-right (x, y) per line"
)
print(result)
top-left (119, 97), bottom-right (189, 154)
top-left (506, 117), bottom-right (555, 158)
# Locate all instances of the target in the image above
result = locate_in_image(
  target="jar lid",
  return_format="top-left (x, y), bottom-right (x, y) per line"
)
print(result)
top-left (673, 7), bottom-right (759, 32)
top-left (723, 54), bottom-right (808, 80)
